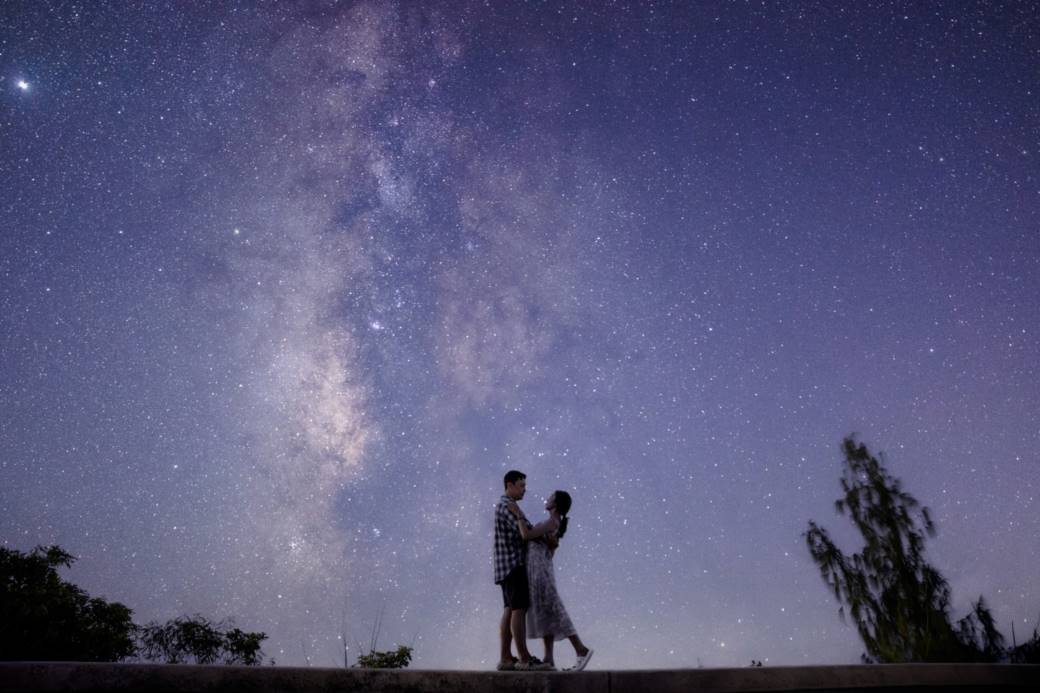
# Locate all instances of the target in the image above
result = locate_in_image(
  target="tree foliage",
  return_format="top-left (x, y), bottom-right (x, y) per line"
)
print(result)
top-left (354, 645), bottom-right (413, 669)
top-left (1009, 624), bottom-right (1040, 664)
top-left (1, 544), bottom-right (267, 665)
top-left (137, 615), bottom-right (267, 665)
top-left (805, 437), bottom-right (1007, 662)
top-left (0, 545), bottom-right (136, 662)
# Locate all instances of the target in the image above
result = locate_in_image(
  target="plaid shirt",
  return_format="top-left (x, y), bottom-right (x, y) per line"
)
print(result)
top-left (493, 495), bottom-right (529, 583)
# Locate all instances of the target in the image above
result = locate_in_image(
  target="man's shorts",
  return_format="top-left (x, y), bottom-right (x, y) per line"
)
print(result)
top-left (499, 564), bottom-right (530, 610)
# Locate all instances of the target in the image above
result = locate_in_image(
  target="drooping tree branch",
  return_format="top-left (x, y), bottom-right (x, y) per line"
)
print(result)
top-left (805, 437), bottom-right (999, 662)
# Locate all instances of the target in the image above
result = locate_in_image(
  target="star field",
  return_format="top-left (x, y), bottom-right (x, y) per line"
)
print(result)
top-left (2, 1), bottom-right (1038, 669)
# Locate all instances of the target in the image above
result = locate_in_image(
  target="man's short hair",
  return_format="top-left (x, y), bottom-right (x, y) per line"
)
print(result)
top-left (503, 470), bottom-right (526, 489)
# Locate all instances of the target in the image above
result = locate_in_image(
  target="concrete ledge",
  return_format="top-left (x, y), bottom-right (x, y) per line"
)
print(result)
top-left (1, 662), bottom-right (1037, 693)
top-left (611, 664), bottom-right (1039, 692)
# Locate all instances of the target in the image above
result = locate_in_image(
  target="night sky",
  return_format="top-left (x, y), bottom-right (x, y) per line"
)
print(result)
top-left (2, 1), bottom-right (1038, 670)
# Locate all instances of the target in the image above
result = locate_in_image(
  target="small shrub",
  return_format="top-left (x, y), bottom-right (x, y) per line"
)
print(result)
top-left (354, 644), bottom-right (412, 669)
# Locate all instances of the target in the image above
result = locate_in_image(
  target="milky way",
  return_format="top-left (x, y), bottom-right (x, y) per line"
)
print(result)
top-left (2, 2), bottom-right (1038, 669)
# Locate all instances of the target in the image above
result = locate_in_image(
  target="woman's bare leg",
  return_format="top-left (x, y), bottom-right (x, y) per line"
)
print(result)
top-left (568, 634), bottom-right (589, 657)
top-left (542, 636), bottom-right (555, 665)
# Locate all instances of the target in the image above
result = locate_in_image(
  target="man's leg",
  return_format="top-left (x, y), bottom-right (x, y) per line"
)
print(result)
top-left (510, 608), bottom-right (532, 661)
top-left (499, 608), bottom-right (514, 664)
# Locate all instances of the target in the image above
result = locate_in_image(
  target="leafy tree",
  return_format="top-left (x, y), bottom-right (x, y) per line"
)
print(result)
top-left (354, 644), bottom-right (413, 669)
top-left (136, 615), bottom-right (267, 665)
top-left (222, 625), bottom-right (269, 665)
top-left (1, 544), bottom-right (267, 665)
top-left (0, 545), bottom-right (136, 662)
top-left (1008, 620), bottom-right (1040, 664)
top-left (805, 437), bottom-right (1004, 662)
top-left (955, 596), bottom-right (1005, 661)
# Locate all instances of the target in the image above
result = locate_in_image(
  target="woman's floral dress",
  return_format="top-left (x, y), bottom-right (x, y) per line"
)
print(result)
top-left (525, 519), bottom-right (576, 641)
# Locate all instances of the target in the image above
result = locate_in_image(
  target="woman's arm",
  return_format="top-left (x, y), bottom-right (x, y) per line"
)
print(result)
top-left (516, 516), bottom-right (558, 542)
top-left (506, 503), bottom-right (559, 541)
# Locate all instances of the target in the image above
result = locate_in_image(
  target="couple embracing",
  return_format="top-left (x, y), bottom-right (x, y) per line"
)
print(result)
top-left (493, 470), bottom-right (594, 672)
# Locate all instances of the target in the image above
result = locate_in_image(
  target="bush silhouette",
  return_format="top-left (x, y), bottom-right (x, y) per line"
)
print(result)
top-left (1, 544), bottom-right (266, 664)
top-left (137, 614), bottom-right (267, 665)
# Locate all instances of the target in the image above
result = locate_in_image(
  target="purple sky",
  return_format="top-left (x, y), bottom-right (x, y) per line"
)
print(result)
top-left (2, 1), bottom-right (1038, 669)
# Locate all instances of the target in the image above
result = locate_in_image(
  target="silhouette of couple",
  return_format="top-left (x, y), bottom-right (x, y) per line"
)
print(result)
top-left (493, 470), bottom-right (593, 672)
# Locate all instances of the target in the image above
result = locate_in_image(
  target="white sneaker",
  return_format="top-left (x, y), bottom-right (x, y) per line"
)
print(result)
top-left (571, 649), bottom-right (593, 671)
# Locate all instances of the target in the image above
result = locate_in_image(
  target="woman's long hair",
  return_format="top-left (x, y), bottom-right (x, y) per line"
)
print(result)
top-left (554, 490), bottom-right (572, 539)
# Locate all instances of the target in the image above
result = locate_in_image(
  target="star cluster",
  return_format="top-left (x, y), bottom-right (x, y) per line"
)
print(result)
top-left (2, 1), bottom-right (1038, 669)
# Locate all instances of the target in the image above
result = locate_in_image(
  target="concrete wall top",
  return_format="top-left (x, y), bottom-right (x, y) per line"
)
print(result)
top-left (1, 662), bottom-right (1038, 693)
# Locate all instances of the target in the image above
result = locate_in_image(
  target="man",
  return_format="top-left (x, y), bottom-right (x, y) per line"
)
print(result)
top-left (494, 470), bottom-right (551, 671)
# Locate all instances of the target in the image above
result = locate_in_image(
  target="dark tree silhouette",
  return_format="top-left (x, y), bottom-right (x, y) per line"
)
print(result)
top-left (0, 545), bottom-right (135, 662)
top-left (1009, 621), bottom-right (1040, 664)
top-left (805, 437), bottom-right (1005, 662)
top-left (353, 645), bottom-right (413, 669)
top-left (1, 544), bottom-right (267, 665)
top-left (136, 615), bottom-right (267, 665)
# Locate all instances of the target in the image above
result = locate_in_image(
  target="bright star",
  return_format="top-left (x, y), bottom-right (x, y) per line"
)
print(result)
top-left (16, 80), bottom-right (30, 91)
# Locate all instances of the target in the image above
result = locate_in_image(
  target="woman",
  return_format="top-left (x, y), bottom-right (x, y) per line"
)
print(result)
top-left (508, 490), bottom-right (594, 671)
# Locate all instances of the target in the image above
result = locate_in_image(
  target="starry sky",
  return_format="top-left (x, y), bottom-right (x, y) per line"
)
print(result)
top-left (2, 0), bottom-right (1038, 670)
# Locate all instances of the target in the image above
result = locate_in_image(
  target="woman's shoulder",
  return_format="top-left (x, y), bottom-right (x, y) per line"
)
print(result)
top-left (533, 515), bottom-right (559, 532)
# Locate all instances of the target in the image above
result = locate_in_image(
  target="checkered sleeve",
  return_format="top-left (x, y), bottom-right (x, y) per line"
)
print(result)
top-left (492, 497), bottom-right (524, 583)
